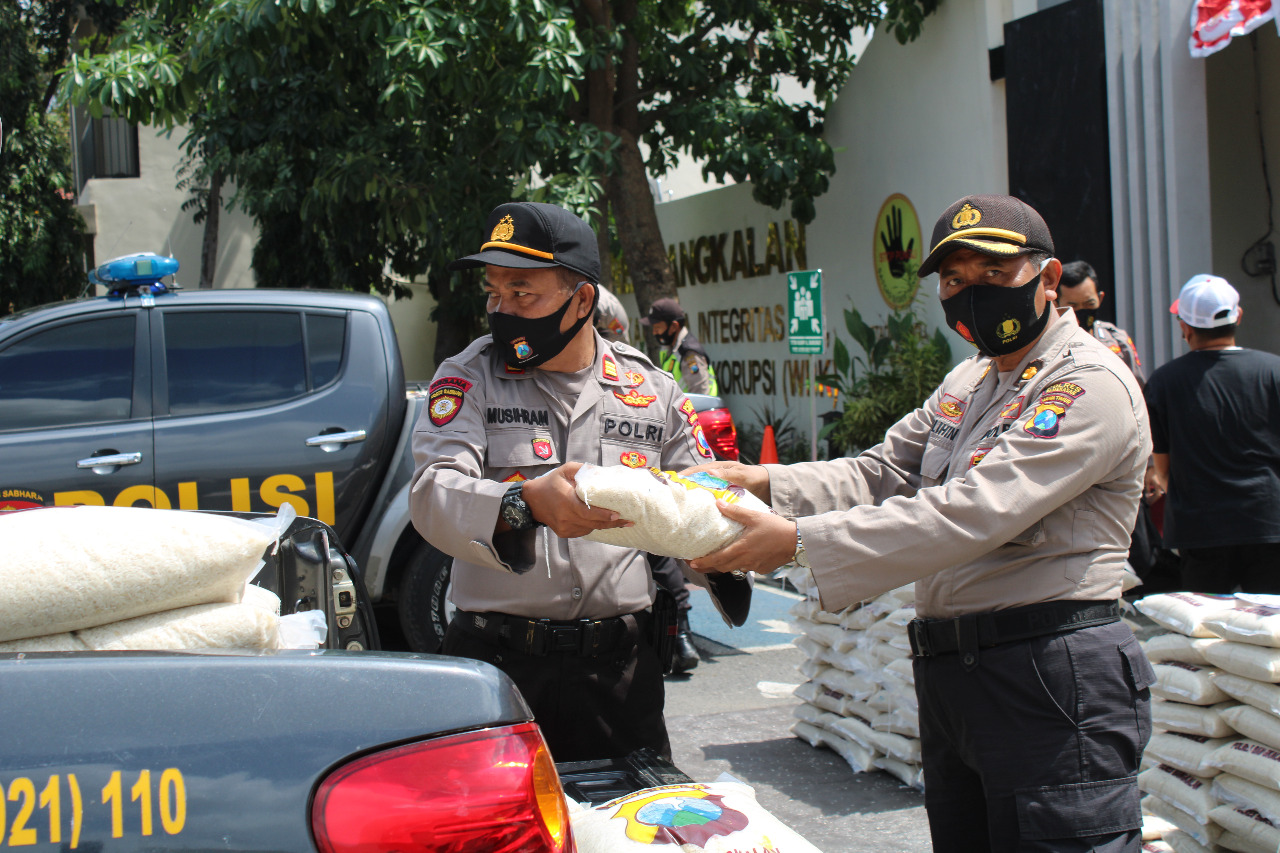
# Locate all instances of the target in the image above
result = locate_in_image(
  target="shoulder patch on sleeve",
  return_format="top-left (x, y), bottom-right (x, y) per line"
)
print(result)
top-left (1023, 383), bottom-right (1086, 439)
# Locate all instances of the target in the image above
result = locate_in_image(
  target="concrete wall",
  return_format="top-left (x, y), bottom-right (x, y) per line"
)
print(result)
top-left (80, 126), bottom-right (257, 290)
top-left (1206, 31), bottom-right (1280, 355)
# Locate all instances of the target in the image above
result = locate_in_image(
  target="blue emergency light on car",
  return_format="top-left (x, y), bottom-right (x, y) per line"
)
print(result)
top-left (90, 252), bottom-right (180, 297)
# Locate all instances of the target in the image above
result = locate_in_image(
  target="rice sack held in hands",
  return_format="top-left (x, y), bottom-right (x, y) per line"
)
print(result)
top-left (409, 201), bottom-right (751, 764)
top-left (684, 195), bottom-right (1154, 853)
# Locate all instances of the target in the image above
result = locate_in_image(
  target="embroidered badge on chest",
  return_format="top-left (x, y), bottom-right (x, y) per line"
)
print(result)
top-left (999, 396), bottom-right (1025, 420)
top-left (937, 393), bottom-right (967, 424)
top-left (970, 447), bottom-right (992, 467)
top-left (502, 472), bottom-right (527, 483)
top-left (1023, 383), bottom-right (1086, 439)
top-left (624, 370), bottom-right (645, 386)
top-left (602, 354), bottom-right (619, 381)
top-left (620, 451), bottom-right (647, 468)
top-left (614, 389), bottom-right (657, 408)
top-left (532, 438), bottom-right (553, 459)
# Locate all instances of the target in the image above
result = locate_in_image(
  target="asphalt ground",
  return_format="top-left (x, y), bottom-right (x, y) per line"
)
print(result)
top-left (664, 582), bottom-right (932, 852)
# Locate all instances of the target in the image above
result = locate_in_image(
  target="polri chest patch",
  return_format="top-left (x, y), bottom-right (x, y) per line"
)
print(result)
top-left (937, 393), bottom-right (966, 424)
top-left (615, 389), bottom-right (657, 408)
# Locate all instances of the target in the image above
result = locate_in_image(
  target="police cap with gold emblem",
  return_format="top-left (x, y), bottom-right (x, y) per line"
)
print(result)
top-left (448, 201), bottom-right (600, 283)
top-left (917, 194), bottom-right (1055, 277)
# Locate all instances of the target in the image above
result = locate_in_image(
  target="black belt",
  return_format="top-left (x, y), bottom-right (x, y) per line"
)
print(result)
top-left (455, 610), bottom-right (641, 658)
top-left (907, 600), bottom-right (1120, 658)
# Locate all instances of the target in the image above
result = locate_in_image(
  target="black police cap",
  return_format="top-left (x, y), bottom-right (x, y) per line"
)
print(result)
top-left (917, 194), bottom-right (1055, 278)
top-left (448, 202), bottom-right (600, 283)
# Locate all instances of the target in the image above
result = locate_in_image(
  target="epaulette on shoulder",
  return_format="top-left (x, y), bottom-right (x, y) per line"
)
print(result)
top-left (609, 340), bottom-right (658, 368)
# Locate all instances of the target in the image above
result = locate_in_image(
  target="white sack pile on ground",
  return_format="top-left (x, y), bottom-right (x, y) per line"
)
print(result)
top-left (574, 465), bottom-right (772, 559)
top-left (0, 505), bottom-right (318, 652)
top-left (1133, 592), bottom-right (1280, 851)
top-left (777, 563), bottom-right (923, 792)
top-left (568, 777), bottom-right (824, 852)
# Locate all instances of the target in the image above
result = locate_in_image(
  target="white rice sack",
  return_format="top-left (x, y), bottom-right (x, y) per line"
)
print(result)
top-left (828, 714), bottom-right (881, 753)
top-left (1145, 633), bottom-right (1214, 666)
top-left (879, 584), bottom-right (915, 608)
top-left (818, 645), bottom-right (880, 676)
top-left (793, 681), bottom-right (845, 715)
top-left (792, 702), bottom-right (831, 728)
top-left (1201, 640), bottom-right (1280, 683)
top-left (569, 780), bottom-right (826, 853)
top-left (1141, 795), bottom-right (1221, 849)
top-left (866, 605), bottom-right (917, 641)
top-left (840, 605), bottom-right (885, 631)
top-left (791, 720), bottom-right (825, 748)
top-left (1135, 593), bottom-right (1242, 638)
top-left (77, 602), bottom-right (280, 651)
top-left (872, 641), bottom-right (906, 665)
top-left (1204, 603), bottom-right (1280, 648)
top-left (800, 621), bottom-right (850, 651)
top-left (1214, 773), bottom-right (1280, 827)
top-left (1152, 662), bottom-right (1232, 705)
top-left (1162, 829), bottom-right (1215, 853)
top-left (840, 697), bottom-right (879, 723)
top-left (816, 727), bottom-right (878, 774)
top-left (1205, 739), bottom-right (1280, 791)
top-left (886, 656), bottom-right (916, 686)
top-left (864, 729), bottom-right (921, 764)
top-left (1152, 699), bottom-right (1239, 738)
top-left (277, 610), bottom-right (328, 649)
top-left (1145, 731), bottom-right (1234, 778)
top-left (1142, 811), bottom-right (1180, 841)
top-left (1219, 705), bottom-right (1280, 753)
top-left (1214, 673), bottom-right (1280, 718)
top-left (790, 599), bottom-right (843, 626)
top-left (0, 505), bottom-right (290, 642)
top-left (1139, 765), bottom-right (1218, 823)
top-left (575, 465), bottom-right (772, 559)
top-left (815, 667), bottom-right (877, 702)
top-left (793, 636), bottom-right (825, 660)
top-left (874, 755), bottom-right (924, 791)
top-left (242, 584), bottom-right (282, 614)
top-left (1208, 804), bottom-right (1280, 853)
top-left (873, 710), bottom-right (920, 739)
top-left (0, 633), bottom-right (87, 652)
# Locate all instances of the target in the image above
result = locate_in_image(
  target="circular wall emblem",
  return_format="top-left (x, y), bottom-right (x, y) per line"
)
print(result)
top-left (873, 193), bottom-right (924, 310)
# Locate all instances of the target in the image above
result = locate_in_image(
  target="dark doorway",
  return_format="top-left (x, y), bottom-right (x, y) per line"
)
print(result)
top-left (1005, 0), bottom-right (1116, 321)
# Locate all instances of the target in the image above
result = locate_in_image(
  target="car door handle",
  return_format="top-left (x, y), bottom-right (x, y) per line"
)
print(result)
top-left (77, 452), bottom-right (143, 469)
top-left (306, 430), bottom-right (367, 452)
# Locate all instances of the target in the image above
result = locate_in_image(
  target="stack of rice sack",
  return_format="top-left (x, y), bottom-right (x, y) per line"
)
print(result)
top-left (1135, 592), bottom-right (1280, 852)
top-left (780, 564), bottom-right (923, 791)
top-left (0, 505), bottom-right (305, 652)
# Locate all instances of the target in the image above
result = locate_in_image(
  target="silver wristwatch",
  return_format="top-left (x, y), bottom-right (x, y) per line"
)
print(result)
top-left (793, 524), bottom-right (810, 568)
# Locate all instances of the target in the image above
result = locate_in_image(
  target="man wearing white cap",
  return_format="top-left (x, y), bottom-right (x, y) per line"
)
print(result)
top-left (1144, 274), bottom-right (1280, 592)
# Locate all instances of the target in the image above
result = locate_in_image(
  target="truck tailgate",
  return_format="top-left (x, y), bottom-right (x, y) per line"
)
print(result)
top-left (0, 651), bottom-right (530, 852)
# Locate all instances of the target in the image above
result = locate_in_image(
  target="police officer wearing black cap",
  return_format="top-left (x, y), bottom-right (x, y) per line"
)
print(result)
top-left (682, 195), bottom-right (1155, 852)
top-left (642, 297), bottom-right (719, 396)
top-left (409, 201), bottom-right (750, 762)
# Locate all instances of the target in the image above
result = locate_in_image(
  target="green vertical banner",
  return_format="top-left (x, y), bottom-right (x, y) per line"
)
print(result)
top-left (787, 269), bottom-right (824, 355)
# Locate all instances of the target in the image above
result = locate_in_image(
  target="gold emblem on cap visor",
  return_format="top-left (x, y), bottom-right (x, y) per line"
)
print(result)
top-left (952, 203), bottom-right (983, 230)
top-left (491, 214), bottom-right (516, 243)
top-left (997, 318), bottom-right (1021, 342)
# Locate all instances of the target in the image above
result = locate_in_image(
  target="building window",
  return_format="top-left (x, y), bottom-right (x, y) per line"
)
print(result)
top-left (74, 107), bottom-right (140, 191)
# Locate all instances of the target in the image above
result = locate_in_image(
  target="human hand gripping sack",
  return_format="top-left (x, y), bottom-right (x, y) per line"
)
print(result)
top-left (521, 462), bottom-right (634, 538)
top-left (686, 501), bottom-right (798, 576)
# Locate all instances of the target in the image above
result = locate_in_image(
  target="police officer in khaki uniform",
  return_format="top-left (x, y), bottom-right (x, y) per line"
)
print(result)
top-left (684, 195), bottom-right (1155, 852)
top-left (410, 201), bottom-right (749, 762)
top-left (1057, 260), bottom-right (1146, 386)
top-left (641, 298), bottom-right (719, 396)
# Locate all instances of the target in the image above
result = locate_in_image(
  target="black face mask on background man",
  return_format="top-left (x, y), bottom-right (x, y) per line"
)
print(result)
top-left (940, 259), bottom-right (1052, 358)
top-left (1073, 308), bottom-right (1098, 333)
top-left (488, 282), bottom-right (596, 368)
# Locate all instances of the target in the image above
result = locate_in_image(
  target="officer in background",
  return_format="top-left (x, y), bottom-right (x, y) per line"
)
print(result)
top-left (1057, 260), bottom-right (1146, 385)
top-left (684, 195), bottom-right (1154, 852)
top-left (641, 297), bottom-right (719, 396)
top-left (410, 201), bottom-right (749, 762)
top-left (595, 291), bottom-right (703, 674)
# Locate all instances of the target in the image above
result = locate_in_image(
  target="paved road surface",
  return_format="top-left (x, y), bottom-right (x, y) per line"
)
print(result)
top-left (664, 583), bottom-right (932, 852)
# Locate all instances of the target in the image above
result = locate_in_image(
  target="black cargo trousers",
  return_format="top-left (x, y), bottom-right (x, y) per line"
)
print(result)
top-left (914, 619), bottom-right (1156, 852)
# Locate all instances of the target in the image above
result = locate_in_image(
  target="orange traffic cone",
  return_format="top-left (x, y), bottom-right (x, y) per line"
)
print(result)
top-left (758, 424), bottom-right (779, 464)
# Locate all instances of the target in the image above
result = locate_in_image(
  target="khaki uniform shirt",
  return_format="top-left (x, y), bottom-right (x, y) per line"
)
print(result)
top-left (410, 330), bottom-right (749, 623)
top-left (768, 308), bottom-right (1151, 619)
top-left (1093, 320), bottom-right (1146, 386)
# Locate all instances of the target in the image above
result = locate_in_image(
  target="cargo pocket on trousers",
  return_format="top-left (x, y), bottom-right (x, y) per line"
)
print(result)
top-left (1016, 776), bottom-right (1141, 841)
top-left (1120, 635), bottom-right (1156, 749)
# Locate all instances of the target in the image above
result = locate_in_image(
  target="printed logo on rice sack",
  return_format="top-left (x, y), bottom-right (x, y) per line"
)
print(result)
top-left (606, 785), bottom-right (749, 845)
top-left (653, 469), bottom-right (751, 504)
top-left (1158, 764), bottom-right (1204, 789)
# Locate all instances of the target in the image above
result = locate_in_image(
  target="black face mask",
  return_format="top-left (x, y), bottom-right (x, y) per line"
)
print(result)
top-left (654, 325), bottom-right (678, 347)
top-left (940, 270), bottom-right (1050, 358)
top-left (1073, 308), bottom-right (1098, 333)
top-left (488, 282), bottom-right (597, 368)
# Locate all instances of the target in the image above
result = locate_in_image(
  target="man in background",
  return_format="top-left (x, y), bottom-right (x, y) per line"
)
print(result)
top-left (1057, 260), bottom-right (1146, 385)
top-left (1144, 274), bottom-right (1280, 592)
top-left (641, 297), bottom-right (719, 396)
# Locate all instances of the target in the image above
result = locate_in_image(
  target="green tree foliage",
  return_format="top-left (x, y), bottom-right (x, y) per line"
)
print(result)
top-left (1, 2), bottom-right (83, 312)
top-left (61, 0), bottom-right (941, 359)
top-left (817, 302), bottom-right (952, 455)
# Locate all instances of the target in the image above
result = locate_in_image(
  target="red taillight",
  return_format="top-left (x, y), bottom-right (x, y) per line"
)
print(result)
top-left (697, 407), bottom-right (739, 460)
top-left (311, 723), bottom-right (573, 853)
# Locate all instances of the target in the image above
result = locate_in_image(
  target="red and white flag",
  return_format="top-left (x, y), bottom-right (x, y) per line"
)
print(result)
top-left (1190, 0), bottom-right (1275, 57)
